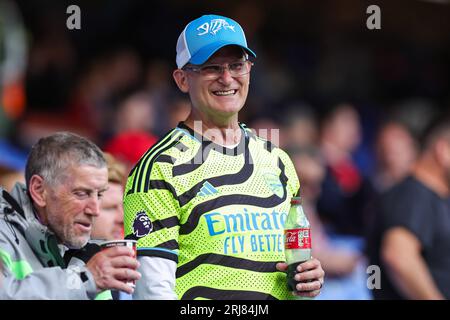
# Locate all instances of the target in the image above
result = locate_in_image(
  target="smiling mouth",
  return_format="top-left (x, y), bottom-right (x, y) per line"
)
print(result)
top-left (212, 89), bottom-right (237, 96)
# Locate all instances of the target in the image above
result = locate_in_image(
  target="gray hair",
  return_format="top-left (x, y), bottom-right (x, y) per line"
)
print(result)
top-left (25, 132), bottom-right (106, 188)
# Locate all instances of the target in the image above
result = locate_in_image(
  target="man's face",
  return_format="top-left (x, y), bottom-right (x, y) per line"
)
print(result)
top-left (377, 124), bottom-right (417, 178)
top-left (91, 182), bottom-right (124, 240)
top-left (184, 46), bottom-right (250, 118)
top-left (327, 105), bottom-right (361, 152)
top-left (44, 165), bottom-right (108, 248)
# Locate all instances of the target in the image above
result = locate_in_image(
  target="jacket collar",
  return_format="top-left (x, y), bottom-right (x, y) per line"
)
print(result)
top-left (7, 183), bottom-right (66, 267)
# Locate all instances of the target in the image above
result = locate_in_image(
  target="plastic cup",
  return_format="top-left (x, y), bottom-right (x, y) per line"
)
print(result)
top-left (99, 239), bottom-right (137, 288)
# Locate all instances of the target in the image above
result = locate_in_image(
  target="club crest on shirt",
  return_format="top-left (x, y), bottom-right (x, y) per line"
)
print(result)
top-left (133, 211), bottom-right (153, 238)
top-left (263, 173), bottom-right (284, 198)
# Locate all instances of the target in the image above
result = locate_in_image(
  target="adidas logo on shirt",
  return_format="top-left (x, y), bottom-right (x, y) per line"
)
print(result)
top-left (197, 181), bottom-right (218, 197)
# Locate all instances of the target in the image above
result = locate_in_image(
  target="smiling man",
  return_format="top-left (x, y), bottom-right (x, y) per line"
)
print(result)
top-left (124, 14), bottom-right (324, 300)
top-left (0, 132), bottom-right (140, 299)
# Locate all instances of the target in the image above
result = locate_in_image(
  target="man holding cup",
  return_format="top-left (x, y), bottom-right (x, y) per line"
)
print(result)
top-left (0, 132), bottom-right (140, 299)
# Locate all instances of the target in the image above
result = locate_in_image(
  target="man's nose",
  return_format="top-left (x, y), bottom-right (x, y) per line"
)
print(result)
top-left (85, 196), bottom-right (101, 216)
top-left (217, 67), bottom-right (234, 84)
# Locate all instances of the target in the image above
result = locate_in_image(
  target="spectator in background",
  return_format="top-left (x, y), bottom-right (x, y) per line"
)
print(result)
top-left (102, 90), bottom-right (160, 175)
top-left (0, 0), bottom-right (28, 137)
top-left (166, 95), bottom-right (191, 129)
top-left (91, 153), bottom-right (127, 241)
top-left (373, 121), bottom-right (418, 192)
top-left (103, 131), bottom-right (158, 176)
top-left (282, 104), bottom-right (319, 149)
top-left (368, 114), bottom-right (450, 299)
top-left (289, 145), bottom-right (370, 299)
top-left (0, 168), bottom-right (24, 192)
top-left (114, 91), bottom-right (157, 135)
top-left (0, 139), bottom-right (27, 192)
top-left (66, 49), bottom-right (142, 140)
top-left (249, 116), bottom-right (284, 147)
top-left (143, 59), bottom-right (176, 136)
top-left (0, 132), bottom-right (140, 299)
top-left (317, 103), bottom-right (374, 237)
top-left (290, 146), bottom-right (360, 274)
top-left (17, 48), bottom-right (142, 151)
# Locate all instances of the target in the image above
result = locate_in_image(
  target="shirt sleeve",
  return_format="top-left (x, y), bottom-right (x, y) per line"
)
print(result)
top-left (380, 183), bottom-right (435, 250)
top-left (133, 256), bottom-right (177, 300)
top-left (124, 161), bottom-right (181, 263)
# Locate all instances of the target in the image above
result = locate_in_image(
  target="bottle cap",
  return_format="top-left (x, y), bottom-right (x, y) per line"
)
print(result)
top-left (290, 196), bottom-right (302, 205)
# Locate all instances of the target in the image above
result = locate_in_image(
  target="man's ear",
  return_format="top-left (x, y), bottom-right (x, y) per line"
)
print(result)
top-left (29, 175), bottom-right (47, 207)
top-left (173, 69), bottom-right (190, 93)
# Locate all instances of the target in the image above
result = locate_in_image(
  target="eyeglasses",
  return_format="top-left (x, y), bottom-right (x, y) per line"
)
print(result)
top-left (183, 60), bottom-right (254, 80)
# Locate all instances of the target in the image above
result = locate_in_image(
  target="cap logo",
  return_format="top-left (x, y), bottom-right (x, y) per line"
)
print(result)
top-left (197, 19), bottom-right (235, 36)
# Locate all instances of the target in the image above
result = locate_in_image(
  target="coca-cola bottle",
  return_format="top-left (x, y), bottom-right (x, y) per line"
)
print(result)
top-left (284, 196), bottom-right (312, 293)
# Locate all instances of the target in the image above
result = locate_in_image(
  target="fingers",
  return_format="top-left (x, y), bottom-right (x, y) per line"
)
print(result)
top-left (114, 268), bottom-right (141, 282)
top-left (295, 287), bottom-right (321, 298)
top-left (111, 256), bottom-right (140, 270)
top-left (297, 258), bottom-right (321, 273)
top-left (296, 258), bottom-right (325, 282)
top-left (295, 268), bottom-right (324, 283)
top-left (101, 246), bottom-right (135, 258)
top-left (112, 269), bottom-right (141, 294)
top-left (286, 258), bottom-right (325, 298)
top-left (92, 267), bottom-right (141, 294)
top-left (87, 249), bottom-right (141, 293)
top-left (295, 279), bottom-right (322, 293)
top-left (276, 262), bottom-right (288, 272)
top-left (108, 279), bottom-right (136, 295)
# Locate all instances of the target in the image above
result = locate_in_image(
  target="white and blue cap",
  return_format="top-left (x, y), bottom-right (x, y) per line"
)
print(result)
top-left (176, 14), bottom-right (257, 69)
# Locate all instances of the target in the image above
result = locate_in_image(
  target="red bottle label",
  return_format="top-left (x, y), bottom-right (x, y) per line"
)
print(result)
top-left (284, 228), bottom-right (311, 249)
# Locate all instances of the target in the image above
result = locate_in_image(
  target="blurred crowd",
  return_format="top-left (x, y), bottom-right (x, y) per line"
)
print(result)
top-left (1, 0), bottom-right (449, 299)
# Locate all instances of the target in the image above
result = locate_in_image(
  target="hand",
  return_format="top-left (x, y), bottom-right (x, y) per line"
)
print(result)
top-left (276, 258), bottom-right (325, 298)
top-left (86, 246), bottom-right (141, 294)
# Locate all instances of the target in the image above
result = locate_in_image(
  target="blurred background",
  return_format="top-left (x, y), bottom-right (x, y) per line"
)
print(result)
top-left (0, 0), bottom-right (449, 299)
